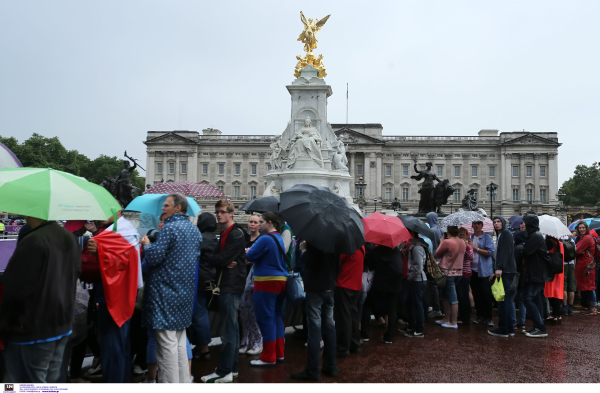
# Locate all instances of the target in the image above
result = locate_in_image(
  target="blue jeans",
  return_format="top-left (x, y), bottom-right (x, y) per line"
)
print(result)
top-left (441, 276), bottom-right (459, 305)
top-left (522, 282), bottom-right (546, 333)
top-left (216, 292), bottom-right (240, 376)
top-left (583, 290), bottom-right (597, 307)
top-left (189, 290), bottom-right (212, 346)
top-left (4, 336), bottom-right (68, 383)
top-left (497, 273), bottom-right (517, 334)
top-left (305, 291), bottom-right (337, 380)
top-left (98, 302), bottom-right (131, 383)
top-left (407, 281), bottom-right (426, 334)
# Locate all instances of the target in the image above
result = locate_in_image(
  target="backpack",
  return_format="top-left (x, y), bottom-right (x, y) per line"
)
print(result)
top-left (561, 239), bottom-right (576, 262)
top-left (548, 252), bottom-right (564, 275)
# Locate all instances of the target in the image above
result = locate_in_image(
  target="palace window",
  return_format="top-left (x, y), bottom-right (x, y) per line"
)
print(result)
top-left (437, 166), bottom-right (444, 177)
top-left (218, 164), bottom-right (224, 175)
top-left (403, 154), bottom-right (409, 158)
top-left (385, 188), bottom-right (392, 200)
top-left (540, 166), bottom-right (546, 177)
top-left (385, 165), bottom-right (392, 176)
top-left (540, 189), bottom-right (547, 202)
top-left (181, 163), bottom-right (187, 174)
top-left (357, 164), bottom-right (363, 176)
top-left (402, 187), bottom-right (409, 201)
top-left (454, 154), bottom-right (461, 158)
top-left (489, 166), bottom-right (496, 177)
top-left (250, 186), bottom-right (256, 198)
top-left (472, 166), bottom-right (478, 177)
top-left (267, 164), bottom-right (272, 171)
top-left (169, 163), bottom-right (174, 174)
top-left (403, 165), bottom-right (409, 176)
top-left (513, 189), bottom-right (519, 201)
top-left (156, 163), bottom-right (162, 174)
top-left (526, 166), bottom-right (533, 177)
top-left (512, 166), bottom-right (519, 177)
top-left (235, 164), bottom-right (240, 175)
top-left (454, 166), bottom-right (461, 177)
top-left (454, 188), bottom-right (461, 201)
top-left (356, 187), bottom-right (363, 198)
top-left (251, 164), bottom-right (257, 175)
top-left (202, 164), bottom-right (208, 174)
top-left (217, 185), bottom-right (224, 193)
top-left (234, 186), bottom-right (240, 198)
top-left (526, 189), bottom-right (533, 201)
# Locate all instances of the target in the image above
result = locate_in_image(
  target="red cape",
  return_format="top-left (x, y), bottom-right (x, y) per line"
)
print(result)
top-left (94, 230), bottom-right (139, 327)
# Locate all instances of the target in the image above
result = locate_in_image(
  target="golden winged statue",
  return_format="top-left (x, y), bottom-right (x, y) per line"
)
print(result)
top-left (297, 11), bottom-right (330, 53)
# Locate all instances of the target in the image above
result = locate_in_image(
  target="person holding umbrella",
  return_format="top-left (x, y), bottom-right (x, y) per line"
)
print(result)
top-left (468, 220), bottom-right (495, 326)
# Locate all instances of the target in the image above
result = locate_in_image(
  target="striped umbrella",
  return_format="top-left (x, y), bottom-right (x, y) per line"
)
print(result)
top-left (144, 181), bottom-right (225, 198)
top-left (460, 217), bottom-right (494, 233)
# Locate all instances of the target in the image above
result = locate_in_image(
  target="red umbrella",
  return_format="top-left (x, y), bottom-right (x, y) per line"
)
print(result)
top-left (144, 181), bottom-right (225, 198)
top-left (362, 212), bottom-right (412, 248)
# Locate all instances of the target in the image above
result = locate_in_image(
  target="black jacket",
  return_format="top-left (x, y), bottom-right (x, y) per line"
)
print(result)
top-left (493, 216), bottom-right (516, 274)
top-left (208, 222), bottom-right (249, 295)
top-left (0, 221), bottom-right (81, 342)
top-left (365, 243), bottom-right (403, 293)
top-left (197, 213), bottom-right (218, 285)
top-left (302, 243), bottom-right (341, 293)
top-left (522, 215), bottom-right (553, 283)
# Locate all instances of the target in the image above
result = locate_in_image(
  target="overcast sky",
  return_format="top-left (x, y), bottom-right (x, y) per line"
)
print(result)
top-left (1, 1), bottom-right (598, 185)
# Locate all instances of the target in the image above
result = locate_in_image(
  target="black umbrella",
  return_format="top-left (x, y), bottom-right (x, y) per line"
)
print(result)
top-left (279, 184), bottom-right (365, 255)
top-left (238, 196), bottom-right (280, 213)
top-left (398, 215), bottom-right (434, 240)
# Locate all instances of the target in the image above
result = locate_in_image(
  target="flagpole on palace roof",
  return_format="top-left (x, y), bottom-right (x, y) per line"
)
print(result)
top-left (346, 83), bottom-right (349, 124)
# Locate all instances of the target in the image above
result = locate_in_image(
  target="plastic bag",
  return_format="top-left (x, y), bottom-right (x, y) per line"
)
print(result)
top-left (491, 277), bottom-right (505, 302)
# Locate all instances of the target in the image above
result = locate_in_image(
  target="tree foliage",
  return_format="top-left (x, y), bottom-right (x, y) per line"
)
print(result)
top-left (0, 133), bottom-right (145, 190)
top-left (561, 162), bottom-right (600, 206)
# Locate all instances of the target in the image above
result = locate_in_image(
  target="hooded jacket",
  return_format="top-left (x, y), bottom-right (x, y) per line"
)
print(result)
top-left (365, 243), bottom-right (403, 293)
top-left (522, 215), bottom-right (553, 283)
top-left (426, 212), bottom-right (443, 255)
top-left (492, 216), bottom-right (516, 274)
top-left (196, 213), bottom-right (218, 285)
top-left (208, 222), bottom-right (249, 295)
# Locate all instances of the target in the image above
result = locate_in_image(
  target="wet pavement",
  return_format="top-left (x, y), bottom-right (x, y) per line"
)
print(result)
top-left (191, 310), bottom-right (600, 383)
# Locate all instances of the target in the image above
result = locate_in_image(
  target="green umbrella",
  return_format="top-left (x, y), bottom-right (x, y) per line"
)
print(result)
top-left (0, 167), bottom-right (121, 220)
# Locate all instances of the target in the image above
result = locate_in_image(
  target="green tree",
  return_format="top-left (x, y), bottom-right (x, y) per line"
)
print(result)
top-left (561, 163), bottom-right (600, 206)
top-left (0, 133), bottom-right (145, 189)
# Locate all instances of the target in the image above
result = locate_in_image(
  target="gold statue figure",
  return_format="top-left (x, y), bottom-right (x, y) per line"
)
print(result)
top-left (294, 11), bottom-right (330, 79)
top-left (297, 11), bottom-right (330, 54)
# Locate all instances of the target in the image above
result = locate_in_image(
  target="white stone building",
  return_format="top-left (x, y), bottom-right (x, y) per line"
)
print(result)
top-left (144, 127), bottom-right (560, 216)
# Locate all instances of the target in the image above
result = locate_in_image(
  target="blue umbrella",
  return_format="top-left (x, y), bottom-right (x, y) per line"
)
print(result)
top-left (569, 218), bottom-right (600, 231)
top-left (125, 194), bottom-right (201, 217)
top-left (508, 215), bottom-right (523, 229)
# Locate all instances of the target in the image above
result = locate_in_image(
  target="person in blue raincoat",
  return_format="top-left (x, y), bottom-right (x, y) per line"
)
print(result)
top-left (141, 193), bottom-right (202, 383)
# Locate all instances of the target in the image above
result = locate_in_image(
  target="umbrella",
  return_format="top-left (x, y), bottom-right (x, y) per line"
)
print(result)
top-left (538, 215), bottom-right (572, 239)
top-left (279, 184), bottom-right (364, 254)
top-left (239, 196), bottom-right (280, 213)
top-left (144, 181), bottom-right (224, 198)
top-left (460, 217), bottom-right (494, 233)
top-left (508, 215), bottom-right (523, 229)
top-left (568, 218), bottom-right (600, 231)
top-left (125, 194), bottom-right (201, 217)
top-left (398, 215), bottom-right (434, 240)
top-left (363, 212), bottom-right (411, 248)
top-left (0, 167), bottom-right (121, 220)
top-left (441, 211), bottom-right (486, 227)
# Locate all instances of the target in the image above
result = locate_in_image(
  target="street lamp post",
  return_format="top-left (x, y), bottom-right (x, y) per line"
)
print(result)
top-left (373, 198), bottom-right (379, 213)
top-left (556, 188), bottom-right (567, 225)
top-left (450, 201), bottom-right (453, 214)
top-left (486, 181), bottom-right (498, 218)
top-left (354, 176), bottom-right (366, 199)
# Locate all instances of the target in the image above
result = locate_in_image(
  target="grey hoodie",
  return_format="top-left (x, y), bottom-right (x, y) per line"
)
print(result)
top-left (408, 238), bottom-right (428, 281)
top-left (426, 212), bottom-right (443, 253)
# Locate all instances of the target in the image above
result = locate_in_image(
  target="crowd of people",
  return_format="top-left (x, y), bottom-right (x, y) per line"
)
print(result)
top-left (0, 194), bottom-right (598, 383)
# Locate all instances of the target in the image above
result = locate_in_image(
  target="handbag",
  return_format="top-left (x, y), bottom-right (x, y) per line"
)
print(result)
top-left (428, 239), bottom-right (462, 288)
top-left (206, 270), bottom-right (222, 312)
top-left (491, 277), bottom-right (505, 302)
top-left (267, 233), bottom-right (304, 305)
top-left (361, 269), bottom-right (374, 293)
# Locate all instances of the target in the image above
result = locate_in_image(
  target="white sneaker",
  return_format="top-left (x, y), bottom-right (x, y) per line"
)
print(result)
top-left (188, 376), bottom-right (195, 383)
top-left (201, 372), bottom-right (232, 383)
top-left (250, 359), bottom-right (276, 367)
top-left (304, 340), bottom-right (324, 349)
top-left (239, 346), bottom-right (248, 354)
top-left (441, 322), bottom-right (458, 329)
top-left (246, 346), bottom-right (263, 355)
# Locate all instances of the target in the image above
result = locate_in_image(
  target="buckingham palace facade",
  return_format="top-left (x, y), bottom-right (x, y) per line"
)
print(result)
top-left (144, 125), bottom-right (561, 216)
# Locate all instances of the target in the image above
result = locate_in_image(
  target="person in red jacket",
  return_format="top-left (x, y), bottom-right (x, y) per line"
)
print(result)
top-left (574, 222), bottom-right (597, 316)
top-left (334, 246), bottom-right (365, 358)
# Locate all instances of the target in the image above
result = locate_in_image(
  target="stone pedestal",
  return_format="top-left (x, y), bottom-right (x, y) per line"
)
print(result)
top-left (264, 65), bottom-right (357, 210)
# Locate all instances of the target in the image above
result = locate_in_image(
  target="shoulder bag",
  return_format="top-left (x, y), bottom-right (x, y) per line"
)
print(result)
top-left (267, 233), bottom-right (305, 307)
top-left (427, 239), bottom-right (462, 288)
